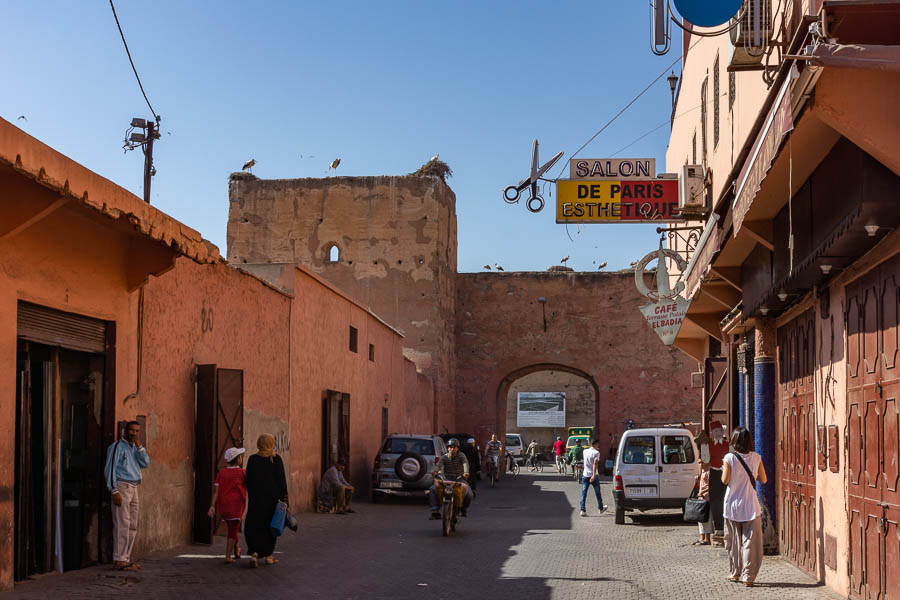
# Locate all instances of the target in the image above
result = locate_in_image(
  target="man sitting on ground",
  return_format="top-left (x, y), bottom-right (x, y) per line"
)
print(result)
top-left (428, 438), bottom-right (473, 520)
top-left (319, 459), bottom-right (355, 514)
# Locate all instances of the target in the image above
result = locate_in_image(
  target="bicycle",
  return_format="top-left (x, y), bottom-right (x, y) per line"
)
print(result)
top-left (507, 454), bottom-right (520, 476)
top-left (530, 455), bottom-right (544, 472)
top-left (485, 455), bottom-right (499, 487)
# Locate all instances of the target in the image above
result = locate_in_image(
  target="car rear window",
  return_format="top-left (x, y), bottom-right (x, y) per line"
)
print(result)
top-left (382, 438), bottom-right (435, 455)
top-left (506, 436), bottom-right (521, 447)
top-left (661, 436), bottom-right (695, 464)
top-left (622, 436), bottom-right (656, 464)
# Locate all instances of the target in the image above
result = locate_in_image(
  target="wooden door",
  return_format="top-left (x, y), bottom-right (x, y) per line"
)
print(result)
top-left (193, 365), bottom-right (244, 544)
top-left (14, 348), bottom-right (32, 581)
top-left (847, 254), bottom-right (900, 600)
top-left (777, 308), bottom-right (817, 575)
top-left (703, 357), bottom-right (730, 430)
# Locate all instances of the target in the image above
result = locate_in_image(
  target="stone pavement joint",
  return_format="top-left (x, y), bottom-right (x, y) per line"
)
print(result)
top-left (5, 473), bottom-right (839, 599)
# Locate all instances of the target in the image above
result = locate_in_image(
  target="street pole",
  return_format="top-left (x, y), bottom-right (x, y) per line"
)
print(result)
top-left (142, 120), bottom-right (157, 204)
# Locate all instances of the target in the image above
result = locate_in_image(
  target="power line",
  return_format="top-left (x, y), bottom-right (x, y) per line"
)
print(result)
top-left (109, 0), bottom-right (160, 123)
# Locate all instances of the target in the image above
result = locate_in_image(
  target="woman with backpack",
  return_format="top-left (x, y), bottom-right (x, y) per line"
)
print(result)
top-left (721, 426), bottom-right (768, 587)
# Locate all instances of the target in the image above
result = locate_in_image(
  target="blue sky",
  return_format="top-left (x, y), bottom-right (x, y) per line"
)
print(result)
top-left (2, 1), bottom-right (684, 272)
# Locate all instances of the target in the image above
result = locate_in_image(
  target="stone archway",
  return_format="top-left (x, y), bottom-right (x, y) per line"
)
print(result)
top-left (494, 363), bottom-right (600, 453)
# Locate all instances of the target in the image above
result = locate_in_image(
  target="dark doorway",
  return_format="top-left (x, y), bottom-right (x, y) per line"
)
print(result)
top-left (14, 340), bottom-right (107, 580)
top-left (322, 390), bottom-right (350, 479)
top-left (193, 365), bottom-right (244, 544)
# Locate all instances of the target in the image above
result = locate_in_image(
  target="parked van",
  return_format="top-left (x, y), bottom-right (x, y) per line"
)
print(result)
top-left (612, 427), bottom-right (698, 524)
top-left (505, 433), bottom-right (524, 459)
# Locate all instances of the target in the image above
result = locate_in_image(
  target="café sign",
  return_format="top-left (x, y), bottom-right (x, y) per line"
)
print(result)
top-left (634, 242), bottom-right (692, 346)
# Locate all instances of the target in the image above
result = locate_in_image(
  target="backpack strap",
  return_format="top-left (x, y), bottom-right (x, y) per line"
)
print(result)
top-left (730, 451), bottom-right (757, 487)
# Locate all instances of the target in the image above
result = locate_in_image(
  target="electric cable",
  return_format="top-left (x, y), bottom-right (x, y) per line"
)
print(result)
top-left (109, 0), bottom-right (160, 123)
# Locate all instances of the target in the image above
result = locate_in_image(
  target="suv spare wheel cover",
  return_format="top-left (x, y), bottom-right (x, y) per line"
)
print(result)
top-left (395, 451), bottom-right (427, 482)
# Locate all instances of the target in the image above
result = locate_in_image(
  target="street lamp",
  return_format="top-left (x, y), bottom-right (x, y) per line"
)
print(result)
top-left (667, 71), bottom-right (679, 125)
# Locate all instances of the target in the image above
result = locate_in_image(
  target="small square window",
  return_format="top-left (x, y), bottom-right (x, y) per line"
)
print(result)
top-left (349, 326), bottom-right (358, 353)
top-left (368, 343), bottom-right (375, 362)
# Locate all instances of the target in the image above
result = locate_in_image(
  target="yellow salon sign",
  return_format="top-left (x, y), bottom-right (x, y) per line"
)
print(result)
top-left (555, 179), bottom-right (681, 223)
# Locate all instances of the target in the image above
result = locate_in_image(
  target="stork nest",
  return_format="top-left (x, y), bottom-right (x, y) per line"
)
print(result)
top-left (411, 158), bottom-right (453, 181)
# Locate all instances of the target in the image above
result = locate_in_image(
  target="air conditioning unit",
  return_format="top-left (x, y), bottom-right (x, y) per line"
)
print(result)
top-left (728, 0), bottom-right (772, 71)
top-left (679, 164), bottom-right (707, 215)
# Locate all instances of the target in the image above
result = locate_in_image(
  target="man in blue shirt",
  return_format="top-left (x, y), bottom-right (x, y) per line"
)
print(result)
top-left (103, 420), bottom-right (150, 571)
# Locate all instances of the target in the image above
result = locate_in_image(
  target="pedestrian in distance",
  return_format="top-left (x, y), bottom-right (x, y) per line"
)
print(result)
top-left (525, 439), bottom-right (539, 470)
top-left (461, 438), bottom-right (481, 493)
top-left (721, 426), bottom-right (768, 587)
top-left (207, 447), bottom-right (248, 564)
top-left (103, 420), bottom-right (150, 571)
top-left (319, 458), bottom-right (355, 514)
top-left (244, 434), bottom-right (289, 568)
top-left (692, 457), bottom-right (713, 546)
top-left (579, 439), bottom-right (607, 516)
top-left (552, 436), bottom-right (566, 473)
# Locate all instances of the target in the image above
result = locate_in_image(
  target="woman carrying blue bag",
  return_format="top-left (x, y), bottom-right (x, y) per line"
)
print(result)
top-left (245, 434), bottom-right (288, 567)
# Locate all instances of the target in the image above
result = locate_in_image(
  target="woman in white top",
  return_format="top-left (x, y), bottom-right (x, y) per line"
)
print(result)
top-left (721, 426), bottom-right (768, 587)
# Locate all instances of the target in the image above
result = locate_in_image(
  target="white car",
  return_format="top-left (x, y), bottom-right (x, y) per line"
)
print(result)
top-left (612, 427), bottom-right (699, 524)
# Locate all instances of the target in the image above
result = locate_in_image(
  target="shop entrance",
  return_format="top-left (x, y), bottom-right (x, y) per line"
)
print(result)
top-left (777, 308), bottom-right (817, 576)
top-left (14, 303), bottom-right (112, 580)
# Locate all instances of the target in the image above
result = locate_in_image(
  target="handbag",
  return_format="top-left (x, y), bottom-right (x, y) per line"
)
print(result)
top-left (270, 500), bottom-right (288, 537)
top-left (683, 478), bottom-right (711, 523)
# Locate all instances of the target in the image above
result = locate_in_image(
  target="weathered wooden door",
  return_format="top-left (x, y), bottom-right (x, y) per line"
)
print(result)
top-left (14, 349), bottom-right (32, 581)
top-left (193, 365), bottom-right (244, 544)
top-left (777, 308), bottom-right (817, 575)
top-left (847, 253), bottom-right (900, 600)
top-left (703, 357), bottom-right (730, 430)
top-left (322, 390), bottom-right (350, 478)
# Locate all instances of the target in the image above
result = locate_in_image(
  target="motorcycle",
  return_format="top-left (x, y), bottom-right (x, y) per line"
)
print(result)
top-left (573, 460), bottom-right (584, 481)
top-left (435, 476), bottom-right (467, 536)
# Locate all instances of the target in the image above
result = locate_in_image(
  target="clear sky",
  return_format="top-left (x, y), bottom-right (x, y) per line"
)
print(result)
top-left (2, 1), bottom-right (685, 273)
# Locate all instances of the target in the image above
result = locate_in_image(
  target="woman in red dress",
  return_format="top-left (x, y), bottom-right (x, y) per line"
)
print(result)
top-left (207, 447), bottom-right (248, 563)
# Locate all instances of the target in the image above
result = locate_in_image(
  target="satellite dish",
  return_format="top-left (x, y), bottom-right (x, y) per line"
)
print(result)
top-left (672, 0), bottom-right (743, 27)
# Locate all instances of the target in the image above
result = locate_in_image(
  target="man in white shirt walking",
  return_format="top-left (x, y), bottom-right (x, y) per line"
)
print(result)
top-left (579, 439), bottom-right (607, 516)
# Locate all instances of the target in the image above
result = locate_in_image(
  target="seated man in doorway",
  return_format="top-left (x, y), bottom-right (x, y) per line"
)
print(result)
top-left (428, 438), bottom-right (473, 520)
top-left (318, 459), bottom-right (355, 514)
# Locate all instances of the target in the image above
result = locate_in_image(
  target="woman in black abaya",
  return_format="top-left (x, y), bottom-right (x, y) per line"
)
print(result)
top-left (244, 433), bottom-right (288, 567)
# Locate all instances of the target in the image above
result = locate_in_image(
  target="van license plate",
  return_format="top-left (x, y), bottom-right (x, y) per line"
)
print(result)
top-left (381, 481), bottom-right (402, 489)
top-left (628, 486), bottom-right (655, 496)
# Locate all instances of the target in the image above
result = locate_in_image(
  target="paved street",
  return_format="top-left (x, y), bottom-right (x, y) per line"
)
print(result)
top-left (7, 471), bottom-right (838, 599)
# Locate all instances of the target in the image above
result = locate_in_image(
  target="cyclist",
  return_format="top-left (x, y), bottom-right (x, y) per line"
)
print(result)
top-left (525, 439), bottom-right (539, 471)
top-left (484, 434), bottom-right (503, 479)
top-left (553, 436), bottom-right (566, 473)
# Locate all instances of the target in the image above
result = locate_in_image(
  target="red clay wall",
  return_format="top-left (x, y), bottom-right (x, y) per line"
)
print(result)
top-left (138, 258), bottom-right (292, 554)
top-left (455, 271), bottom-right (697, 459)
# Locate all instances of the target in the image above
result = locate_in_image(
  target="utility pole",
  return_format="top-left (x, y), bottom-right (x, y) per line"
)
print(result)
top-left (123, 117), bottom-right (160, 204)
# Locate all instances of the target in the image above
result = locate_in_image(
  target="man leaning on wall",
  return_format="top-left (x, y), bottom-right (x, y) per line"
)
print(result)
top-left (103, 420), bottom-right (151, 571)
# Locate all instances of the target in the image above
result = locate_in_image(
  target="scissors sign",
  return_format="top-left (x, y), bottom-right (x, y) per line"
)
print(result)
top-left (503, 139), bottom-right (564, 213)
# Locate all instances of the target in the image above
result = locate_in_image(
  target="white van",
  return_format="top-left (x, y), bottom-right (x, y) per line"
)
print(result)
top-left (505, 433), bottom-right (524, 459)
top-left (612, 427), bottom-right (699, 524)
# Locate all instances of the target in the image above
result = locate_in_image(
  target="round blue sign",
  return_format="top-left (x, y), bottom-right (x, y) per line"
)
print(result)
top-left (672, 0), bottom-right (744, 27)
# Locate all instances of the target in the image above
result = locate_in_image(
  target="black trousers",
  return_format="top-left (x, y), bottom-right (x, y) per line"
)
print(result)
top-left (709, 468), bottom-right (725, 532)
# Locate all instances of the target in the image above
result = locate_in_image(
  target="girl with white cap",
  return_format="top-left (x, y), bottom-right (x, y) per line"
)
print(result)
top-left (207, 446), bottom-right (247, 564)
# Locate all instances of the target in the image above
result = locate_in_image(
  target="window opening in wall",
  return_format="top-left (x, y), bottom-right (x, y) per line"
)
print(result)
top-left (326, 245), bottom-right (340, 263)
top-left (713, 55), bottom-right (720, 148)
top-left (700, 75), bottom-right (708, 163)
top-left (729, 71), bottom-right (736, 111)
top-left (368, 344), bottom-right (375, 362)
top-left (349, 326), bottom-right (358, 353)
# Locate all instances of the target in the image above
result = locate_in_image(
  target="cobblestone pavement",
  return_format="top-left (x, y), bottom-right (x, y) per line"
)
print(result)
top-left (6, 471), bottom-right (840, 599)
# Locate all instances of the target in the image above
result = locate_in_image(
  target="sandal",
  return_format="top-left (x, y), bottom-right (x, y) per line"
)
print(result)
top-left (249, 553), bottom-right (258, 569)
top-left (234, 545), bottom-right (241, 560)
top-left (691, 540), bottom-right (710, 546)
top-left (115, 563), bottom-right (140, 572)
top-left (744, 582), bottom-right (754, 587)
top-left (264, 556), bottom-right (279, 565)
top-left (728, 576), bottom-right (740, 583)
top-left (224, 558), bottom-right (236, 564)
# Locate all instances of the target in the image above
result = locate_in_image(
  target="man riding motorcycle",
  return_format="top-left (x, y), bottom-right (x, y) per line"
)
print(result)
top-left (429, 438), bottom-right (473, 520)
top-left (567, 439), bottom-right (585, 476)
